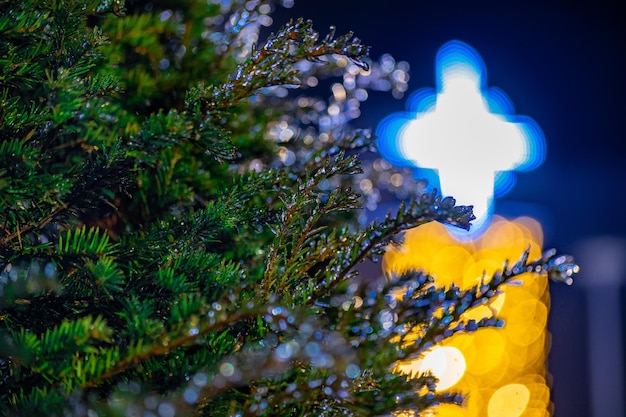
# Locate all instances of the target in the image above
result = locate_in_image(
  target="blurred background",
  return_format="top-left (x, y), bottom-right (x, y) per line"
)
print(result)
top-left (270, 1), bottom-right (625, 416)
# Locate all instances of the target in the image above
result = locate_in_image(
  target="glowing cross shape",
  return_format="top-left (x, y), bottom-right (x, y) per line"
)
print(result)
top-left (377, 40), bottom-right (546, 234)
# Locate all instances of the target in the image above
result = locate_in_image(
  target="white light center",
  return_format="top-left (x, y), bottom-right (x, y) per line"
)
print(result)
top-left (377, 40), bottom-right (546, 235)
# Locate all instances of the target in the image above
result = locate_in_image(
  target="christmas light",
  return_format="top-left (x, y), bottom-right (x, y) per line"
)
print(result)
top-left (376, 40), bottom-right (546, 234)
top-left (388, 216), bottom-right (551, 416)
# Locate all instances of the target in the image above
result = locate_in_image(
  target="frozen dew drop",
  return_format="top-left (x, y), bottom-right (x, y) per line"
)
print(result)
top-left (345, 363), bottom-right (360, 379)
top-left (183, 387), bottom-right (198, 404)
top-left (157, 401), bottom-right (175, 417)
top-left (128, 381), bottom-right (141, 394)
top-left (379, 309), bottom-right (395, 330)
top-left (220, 362), bottom-right (235, 377)
top-left (312, 353), bottom-right (334, 368)
top-left (144, 395), bottom-right (159, 410)
top-left (308, 379), bottom-right (322, 389)
top-left (8, 265), bottom-right (18, 281)
top-left (304, 341), bottom-right (321, 358)
top-left (158, 9), bottom-right (171, 22)
top-left (44, 262), bottom-right (56, 279)
top-left (337, 389), bottom-right (349, 399)
top-left (299, 322), bottom-right (313, 336)
top-left (192, 372), bottom-right (208, 387)
top-left (325, 374), bottom-right (337, 386)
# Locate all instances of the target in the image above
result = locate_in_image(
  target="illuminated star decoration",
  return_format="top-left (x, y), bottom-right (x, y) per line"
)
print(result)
top-left (377, 40), bottom-right (546, 236)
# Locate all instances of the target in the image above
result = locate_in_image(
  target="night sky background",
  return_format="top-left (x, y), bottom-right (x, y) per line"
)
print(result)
top-left (271, 1), bottom-right (626, 416)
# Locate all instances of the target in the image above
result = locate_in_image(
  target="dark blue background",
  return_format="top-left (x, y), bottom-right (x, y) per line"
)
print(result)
top-left (273, 1), bottom-right (626, 416)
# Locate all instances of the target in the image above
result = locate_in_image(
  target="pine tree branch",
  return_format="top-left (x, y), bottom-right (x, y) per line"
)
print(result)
top-left (197, 18), bottom-right (369, 114)
top-left (81, 295), bottom-right (261, 389)
top-left (307, 192), bottom-right (474, 306)
top-left (0, 203), bottom-right (66, 247)
top-left (262, 151), bottom-right (362, 296)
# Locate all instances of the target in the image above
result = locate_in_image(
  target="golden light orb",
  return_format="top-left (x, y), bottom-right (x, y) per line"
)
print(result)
top-left (387, 216), bottom-right (552, 415)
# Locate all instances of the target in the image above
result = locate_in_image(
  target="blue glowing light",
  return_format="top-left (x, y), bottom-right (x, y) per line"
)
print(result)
top-left (377, 40), bottom-right (546, 235)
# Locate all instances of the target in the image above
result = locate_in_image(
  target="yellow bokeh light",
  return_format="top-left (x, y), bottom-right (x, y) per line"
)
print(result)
top-left (465, 328), bottom-right (506, 376)
top-left (395, 346), bottom-right (466, 391)
top-left (430, 246), bottom-right (473, 288)
top-left (488, 383), bottom-right (531, 417)
top-left (386, 216), bottom-right (552, 415)
top-left (506, 299), bottom-right (548, 346)
top-left (421, 346), bottom-right (466, 390)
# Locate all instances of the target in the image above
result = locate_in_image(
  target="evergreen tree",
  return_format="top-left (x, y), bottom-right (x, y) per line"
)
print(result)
top-left (0, 1), bottom-right (578, 416)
